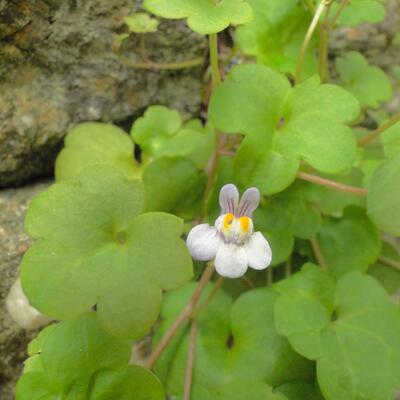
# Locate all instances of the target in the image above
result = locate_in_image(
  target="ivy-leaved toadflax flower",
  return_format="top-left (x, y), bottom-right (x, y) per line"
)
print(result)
top-left (187, 184), bottom-right (272, 278)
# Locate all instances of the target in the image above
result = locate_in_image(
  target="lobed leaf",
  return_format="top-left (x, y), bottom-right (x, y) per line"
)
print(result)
top-left (367, 154), bottom-right (400, 235)
top-left (255, 182), bottom-right (321, 265)
top-left (143, 157), bottom-right (206, 218)
top-left (274, 265), bottom-right (400, 400)
top-left (153, 283), bottom-right (314, 399)
top-left (124, 12), bottom-right (159, 33)
top-left (143, 0), bottom-right (253, 35)
top-left (55, 123), bottom-right (141, 182)
top-left (317, 207), bottom-right (381, 277)
top-left (131, 106), bottom-right (213, 168)
top-left (368, 241), bottom-right (400, 294)
top-left (336, 51), bottom-right (392, 108)
top-left (209, 65), bottom-right (360, 195)
top-left (331, 0), bottom-right (386, 26)
top-left (20, 166), bottom-right (193, 339)
top-left (236, 0), bottom-right (316, 77)
top-left (16, 313), bottom-right (164, 400)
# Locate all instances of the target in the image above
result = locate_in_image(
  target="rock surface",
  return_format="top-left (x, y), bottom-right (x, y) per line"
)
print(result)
top-left (0, 0), bottom-right (206, 187)
top-left (0, 182), bottom-right (49, 400)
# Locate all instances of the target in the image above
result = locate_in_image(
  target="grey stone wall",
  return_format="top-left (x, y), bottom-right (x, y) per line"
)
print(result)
top-left (0, 0), bottom-right (206, 187)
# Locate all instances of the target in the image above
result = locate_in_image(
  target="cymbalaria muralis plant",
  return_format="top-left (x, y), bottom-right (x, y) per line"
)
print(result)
top-left (9, 0), bottom-right (400, 399)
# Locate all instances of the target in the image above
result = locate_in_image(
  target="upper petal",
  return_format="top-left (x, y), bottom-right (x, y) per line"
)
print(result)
top-left (186, 224), bottom-right (220, 261)
top-left (236, 187), bottom-right (260, 217)
top-left (219, 184), bottom-right (239, 215)
top-left (243, 232), bottom-right (272, 270)
top-left (215, 243), bottom-right (248, 279)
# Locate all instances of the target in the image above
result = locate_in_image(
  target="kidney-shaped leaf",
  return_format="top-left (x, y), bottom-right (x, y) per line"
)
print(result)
top-left (20, 166), bottom-right (193, 339)
top-left (143, 0), bottom-right (253, 35)
top-left (317, 207), bottom-right (380, 278)
top-left (16, 313), bottom-right (164, 400)
top-left (153, 283), bottom-right (314, 399)
top-left (275, 265), bottom-right (400, 400)
top-left (236, 0), bottom-right (316, 77)
top-left (367, 154), bottom-right (400, 235)
top-left (209, 65), bottom-right (360, 195)
top-left (55, 123), bottom-right (140, 182)
top-left (336, 51), bottom-right (392, 109)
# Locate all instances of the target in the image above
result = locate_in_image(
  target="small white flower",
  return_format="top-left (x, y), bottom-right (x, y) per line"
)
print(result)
top-left (187, 184), bottom-right (272, 278)
top-left (6, 278), bottom-right (52, 330)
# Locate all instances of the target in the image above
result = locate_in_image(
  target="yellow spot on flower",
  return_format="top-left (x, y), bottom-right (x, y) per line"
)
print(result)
top-left (223, 213), bottom-right (235, 230)
top-left (239, 216), bottom-right (251, 232)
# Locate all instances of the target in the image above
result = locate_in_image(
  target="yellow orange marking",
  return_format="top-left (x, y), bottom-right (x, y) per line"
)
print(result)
top-left (239, 216), bottom-right (251, 232)
top-left (223, 213), bottom-right (235, 229)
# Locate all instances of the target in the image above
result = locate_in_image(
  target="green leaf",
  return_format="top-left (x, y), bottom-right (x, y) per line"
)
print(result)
top-left (193, 380), bottom-right (287, 400)
top-left (143, 157), bottom-right (206, 218)
top-left (124, 12), bottom-right (159, 33)
top-left (131, 106), bottom-right (213, 168)
top-left (131, 105), bottom-right (181, 152)
top-left (89, 366), bottom-right (165, 400)
top-left (317, 207), bottom-right (381, 277)
top-left (381, 120), bottom-right (400, 158)
top-left (304, 169), bottom-right (366, 216)
top-left (367, 154), bottom-right (400, 235)
top-left (274, 263), bottom-right (335, 359)
top-left (236, 0), bottom-right (317, 77)
top-left (209, 65), bottom-right (359, 195)
top-left (275, 265), bottom-right (400, 400)
top-left (255, 201), bottom-right (295, 266)
top-left (142, 0), bottom-right (253, 35)
top-left (255, 182), bottom-right (321, 265)
top-left (20, 166), bottom-right (193, 339)
top-left (55, 123), bottom-right (141, 182)
top-left (331, 0), bottom-right (386, 26)
top-left (368, 241), bottom-right (400, 294)
top-left (154, 283), bottom-right (314, 398)
top-left (336, 51), bottom-right (392, 108)
top-left (317, 272), bottom-right (400, 400)
top-left (16, 314), bottom-right (164, 400)
top-left (276, 381), bottom-right (323, 400)
top-left (209, 64), bottom-right (291, 136)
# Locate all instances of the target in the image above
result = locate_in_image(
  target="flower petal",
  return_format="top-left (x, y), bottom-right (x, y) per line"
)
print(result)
top-left (186, 224), bottom-right (220, 261)
top-left (236, 187), bottom-right (260, 217)
top-left (6, 278), bottom-right (52, 330)
top-left (219, 184), bottom-right (239, 215)
top-left (243, 232), bottom-right (272, 270)
top-left (215, 243), bottom-right (248, 278)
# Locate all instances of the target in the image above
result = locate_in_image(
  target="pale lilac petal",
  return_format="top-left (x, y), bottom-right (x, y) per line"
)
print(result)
top-left (219, 184), bottom-right (239, 215)
top-left (186, 224), bottom-right (220, 261)
top-left (6, 278), bottom-right (52, 330)
top-left (215, 243), bottom-right (248, 278)
top-left (243, 232), bottom-right (272, 270)
top-left (236, 187), bottom-right (260, 217)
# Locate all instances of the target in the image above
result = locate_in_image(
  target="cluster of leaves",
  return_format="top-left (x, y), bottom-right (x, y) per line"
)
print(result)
top-left (15, 0), bottom-right (400, 399)
top-left (16, 313), bottom-right (165, 399)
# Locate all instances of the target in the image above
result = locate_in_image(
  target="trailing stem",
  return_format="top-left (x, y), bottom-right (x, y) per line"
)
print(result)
top-left (183, 321), bottom-right (198, 400)
top-left (358, 111), bottom-right (400, 146)
top-left (297, 171), bottom-right (368, 196)
top-left (145, 263), bottom-right (215, 369)
top-left (204, 33), bottom-right (224, 201)
top-left (318, 1), bottom-right (332, 81)
top-left (120, 56), bottom-right (205, 70)
top-left (310, 237), bottom-right (327, 269)
top-left (379, 255), bottom-right (400, 272)
top-left (329, 0), bottom-right (351, 28)
top-left (295, 0), bottom-right (329, 84)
